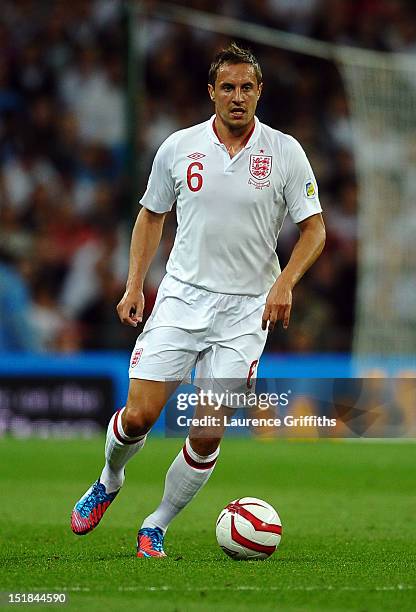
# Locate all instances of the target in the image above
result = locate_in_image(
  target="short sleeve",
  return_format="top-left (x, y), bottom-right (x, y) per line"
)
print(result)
top-left (140, 136), bottom-right (177, 213)
top-left (283, 136), bottom-right (322, 224)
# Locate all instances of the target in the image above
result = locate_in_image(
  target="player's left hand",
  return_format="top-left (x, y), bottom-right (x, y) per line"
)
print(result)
top-left (262, 278), bottom-right (292, 332)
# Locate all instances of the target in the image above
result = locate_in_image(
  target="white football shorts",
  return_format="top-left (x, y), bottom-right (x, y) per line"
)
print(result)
top-left (129, 274), bottom-right (268, 403)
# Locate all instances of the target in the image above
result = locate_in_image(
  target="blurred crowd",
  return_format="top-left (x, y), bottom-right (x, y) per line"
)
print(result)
top-left (1, 0), bottom-right (415, 354)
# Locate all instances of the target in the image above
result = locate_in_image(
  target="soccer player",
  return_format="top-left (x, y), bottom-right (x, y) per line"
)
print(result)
top-left (71, 43), bottom-right (325, 557)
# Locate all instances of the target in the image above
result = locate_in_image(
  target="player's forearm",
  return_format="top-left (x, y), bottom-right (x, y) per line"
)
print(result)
top-left (126, 207), bottom-right (167, 292)
top-left (279, 214), bottom-right (326, 289)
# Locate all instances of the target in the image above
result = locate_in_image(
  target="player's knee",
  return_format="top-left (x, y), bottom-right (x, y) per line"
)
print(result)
top-left (189, 437), bottom-right (221, 457)
top-left (123, 405), bottom-right (156, 436)
top-left (124, 380), bottom-right (167, 436)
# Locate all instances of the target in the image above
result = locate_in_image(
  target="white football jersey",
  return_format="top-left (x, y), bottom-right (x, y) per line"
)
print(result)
top-left (140, 115), bottom-right (322, 296)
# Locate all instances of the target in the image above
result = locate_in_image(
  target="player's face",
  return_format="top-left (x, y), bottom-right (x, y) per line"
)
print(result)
top-left (208, 63), bottom-right (262, 132)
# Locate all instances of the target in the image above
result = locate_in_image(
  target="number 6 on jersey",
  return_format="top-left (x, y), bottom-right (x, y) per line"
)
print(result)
top-left (187, 162), bottom-right (204, 192)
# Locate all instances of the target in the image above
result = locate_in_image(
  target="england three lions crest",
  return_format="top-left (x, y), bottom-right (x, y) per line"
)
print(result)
top-left (249, 154), bottom-right (272, 189)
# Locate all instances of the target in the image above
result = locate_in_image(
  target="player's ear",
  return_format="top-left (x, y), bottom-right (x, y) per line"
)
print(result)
top-left (208, 84), bottom-right (215, 102)
top-left (257, 82), bottom-right (263, 99)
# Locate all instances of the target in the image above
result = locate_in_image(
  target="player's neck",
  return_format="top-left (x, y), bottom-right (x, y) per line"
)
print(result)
top-left (213, 116), bottom-right (255, 158)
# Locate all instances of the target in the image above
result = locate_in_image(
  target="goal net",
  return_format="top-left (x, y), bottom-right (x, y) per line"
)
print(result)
top-left (337, 50), bottom-right (416, 355)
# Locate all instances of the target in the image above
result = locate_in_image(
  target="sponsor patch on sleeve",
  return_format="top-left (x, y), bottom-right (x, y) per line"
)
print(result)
top-left (305, 180), bottom-right (316, 198)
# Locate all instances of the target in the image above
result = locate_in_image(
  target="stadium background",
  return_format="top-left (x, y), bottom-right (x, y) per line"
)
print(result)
top-left (0, 0), bottom-right (362, 356)
top-left (1, 2), bottom-right (416, 610)
top-left (1, 0), bottom-right (415, 436)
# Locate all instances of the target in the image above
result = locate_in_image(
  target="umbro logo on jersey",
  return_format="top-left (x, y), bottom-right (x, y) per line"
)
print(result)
top-left (187, 152), bottom-right (206, 160)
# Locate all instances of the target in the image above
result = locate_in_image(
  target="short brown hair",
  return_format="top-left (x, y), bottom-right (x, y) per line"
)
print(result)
top-left (208, 42), bottom-right (262, 86)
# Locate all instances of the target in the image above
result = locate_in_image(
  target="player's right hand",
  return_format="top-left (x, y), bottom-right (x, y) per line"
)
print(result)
top-left (116, 289), bottom-right (145, 327)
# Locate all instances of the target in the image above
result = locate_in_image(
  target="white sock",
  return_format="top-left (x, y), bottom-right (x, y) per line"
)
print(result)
top-left (141, 437), bottom-right (219, 533)
top-left (100, 407), bottom-right (147, 493)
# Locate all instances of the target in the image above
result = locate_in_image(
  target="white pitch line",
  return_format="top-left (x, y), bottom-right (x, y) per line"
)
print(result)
top-left (32, 584), bottom-right (415, 593)
top-left (32, 587), bottom-right (91, 592)
top-left (118, 585), bottom-right (414, 592)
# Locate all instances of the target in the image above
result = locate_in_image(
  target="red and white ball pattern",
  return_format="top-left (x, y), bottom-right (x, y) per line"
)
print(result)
top-left (216, 497), bottom-right (282, 560)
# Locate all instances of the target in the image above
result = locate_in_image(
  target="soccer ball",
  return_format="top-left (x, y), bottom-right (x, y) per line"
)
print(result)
top-left (216, 496), bottom-right (282, 560)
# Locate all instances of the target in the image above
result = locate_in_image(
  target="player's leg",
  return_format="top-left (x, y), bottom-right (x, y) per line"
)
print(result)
top-left (100, 378), bottom-right (178, 492)
top-left (142, 290), bottom-right (269, 537)
top-left (138, 398), bottom-right (227, 556)
top-left (71, 378), bottom-right (177, 536)
top-left (71, 275), bottom-right (199, 537)
top-left (137, 293), bottom-right (265, 549)
top-left (135, 288), bottom-right (222, 555)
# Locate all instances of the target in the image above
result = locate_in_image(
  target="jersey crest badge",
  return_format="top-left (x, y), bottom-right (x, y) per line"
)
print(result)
top-left (130, 347), bottom-right (143, 368)
top-left (249, 154), bottom-right (272, 189)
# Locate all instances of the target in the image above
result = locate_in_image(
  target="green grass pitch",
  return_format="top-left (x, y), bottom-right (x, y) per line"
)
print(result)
top-left (1, 436), bottom-right (415, 611)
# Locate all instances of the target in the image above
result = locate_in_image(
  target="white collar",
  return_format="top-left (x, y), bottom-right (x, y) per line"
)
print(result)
top-left (206, 115), bottom-right (261, 150)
